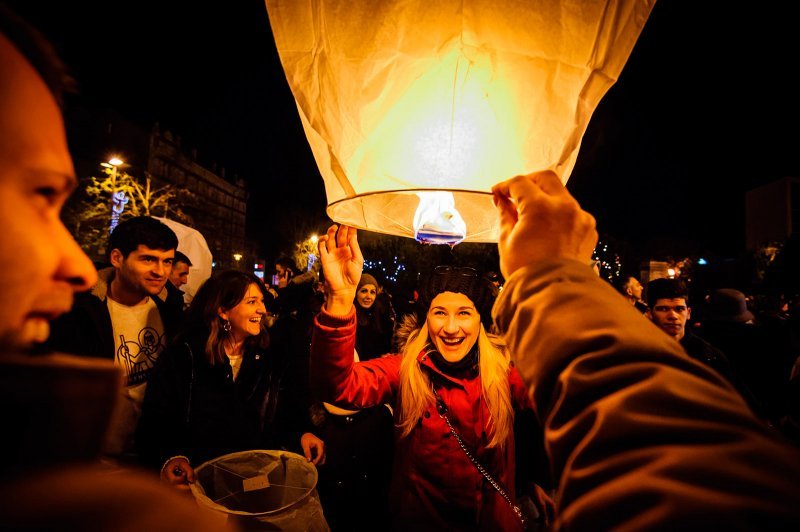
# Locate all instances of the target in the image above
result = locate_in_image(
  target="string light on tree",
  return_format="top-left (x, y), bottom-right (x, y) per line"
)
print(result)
top-left (592, 239), bottom-right (622, 282)
top-left (363, 256), bottom-right (407, 283)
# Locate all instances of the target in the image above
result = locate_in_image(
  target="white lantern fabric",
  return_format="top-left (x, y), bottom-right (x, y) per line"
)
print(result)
top-left (266, 0), bottom-right (655, 242)
top-left (153, 217), bottom-right (213, 305)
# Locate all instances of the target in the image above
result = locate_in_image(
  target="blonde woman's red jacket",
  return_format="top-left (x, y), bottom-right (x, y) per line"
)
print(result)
top-left (311, 307), bottom-right (531, 531)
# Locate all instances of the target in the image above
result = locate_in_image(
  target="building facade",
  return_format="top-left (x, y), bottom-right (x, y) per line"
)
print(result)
top-left (746, 177), bottom-right (800, 251)
top-left (146, 127), bottom-right (249, 270)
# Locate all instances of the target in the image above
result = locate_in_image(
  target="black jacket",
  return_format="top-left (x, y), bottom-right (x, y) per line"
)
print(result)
top-left (355, 294), bottom-right (396, 361)
top-left (136, 324), bottom-right (309, 469)
top-left (45, 268), bottom-right (183, 361)
top-left (681, 328), bottom-right (765, 418)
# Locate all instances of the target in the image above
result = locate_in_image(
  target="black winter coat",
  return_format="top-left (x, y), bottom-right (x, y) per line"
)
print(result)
top-left (136, 324), bottom-right (308, 469)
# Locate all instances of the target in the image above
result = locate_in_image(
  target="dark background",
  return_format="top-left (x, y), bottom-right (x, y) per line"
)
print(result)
top-left (9, 0), bottom-right (800, 260)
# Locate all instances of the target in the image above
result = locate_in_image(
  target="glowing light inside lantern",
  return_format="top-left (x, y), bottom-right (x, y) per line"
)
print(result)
top-left (344, 49), bottom-right (524, 244)
top-left (347, 49), bottom-right (525, 194)
top-left (413, 191), bottom-right (467, 244)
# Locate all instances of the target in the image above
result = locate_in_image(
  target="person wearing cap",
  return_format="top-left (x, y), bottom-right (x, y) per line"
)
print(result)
top-left (701, 288), bottom-right (794, 424)
top-left (312, 225), bottom-right (548, 530)
top-left (645, 278), bottom-right (764, 415)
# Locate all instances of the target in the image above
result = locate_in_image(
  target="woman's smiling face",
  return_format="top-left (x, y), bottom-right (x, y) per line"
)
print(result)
top-left (223, 283), bottom-right (266, 339)
top-left (356, 284), bottom-right (377, 309)
top-left (426, 291), bottom-right (481, 362)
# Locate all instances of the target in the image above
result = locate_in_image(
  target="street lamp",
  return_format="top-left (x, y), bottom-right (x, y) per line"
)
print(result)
top-left (102, 157), bottom-right (127, 234)
top-left (233, 253), bottom-right (243, 262)
top-left (306, 235), bottom-right (318, 271)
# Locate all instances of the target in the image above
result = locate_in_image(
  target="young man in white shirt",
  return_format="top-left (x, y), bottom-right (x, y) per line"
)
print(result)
top-left (48, 215), bottom-right (181, 462)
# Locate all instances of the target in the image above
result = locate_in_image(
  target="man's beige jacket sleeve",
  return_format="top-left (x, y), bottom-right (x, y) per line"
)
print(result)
top-left (494, 259), bottom-right (800, 530)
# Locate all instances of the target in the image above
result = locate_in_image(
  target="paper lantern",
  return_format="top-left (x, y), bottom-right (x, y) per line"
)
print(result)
top-left (266, 0), bottom-right (655, 244)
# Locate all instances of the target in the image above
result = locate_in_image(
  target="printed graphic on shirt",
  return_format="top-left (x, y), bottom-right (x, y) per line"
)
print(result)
top-left (117, 326), bottom-right (166, 386)
top-left (107, 296), bottom-right (166, 387)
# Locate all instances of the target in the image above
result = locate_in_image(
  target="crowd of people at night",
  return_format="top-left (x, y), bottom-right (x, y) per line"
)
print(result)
top-left (1, 4), bottom-right (800, 531)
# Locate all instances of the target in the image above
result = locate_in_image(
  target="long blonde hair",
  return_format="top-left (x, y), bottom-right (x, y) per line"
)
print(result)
top-left (396, 317), bottom-right (513, 448)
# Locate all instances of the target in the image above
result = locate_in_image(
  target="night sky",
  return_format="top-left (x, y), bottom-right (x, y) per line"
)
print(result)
top-left (10, 1), bottom-right (800, 259)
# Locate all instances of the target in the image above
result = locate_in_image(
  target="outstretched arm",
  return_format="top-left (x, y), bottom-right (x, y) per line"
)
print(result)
top-left (492, 171), bottom-right (800, 529)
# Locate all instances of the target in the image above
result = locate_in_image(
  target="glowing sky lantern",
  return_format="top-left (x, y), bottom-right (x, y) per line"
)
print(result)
top-left (266, 0), bottom-right (656, 244)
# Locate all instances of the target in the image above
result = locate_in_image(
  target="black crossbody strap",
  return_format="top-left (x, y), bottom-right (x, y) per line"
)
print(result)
top-left (431, 385), bottom-right (526, 529)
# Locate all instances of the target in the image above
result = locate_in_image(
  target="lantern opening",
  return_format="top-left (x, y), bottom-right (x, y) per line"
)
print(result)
top-left (413, 191), bottom-right (466, 245)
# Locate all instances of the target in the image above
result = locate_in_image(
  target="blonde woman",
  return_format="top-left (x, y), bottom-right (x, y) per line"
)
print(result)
top-left (311, 225), bottom-right (542, 530)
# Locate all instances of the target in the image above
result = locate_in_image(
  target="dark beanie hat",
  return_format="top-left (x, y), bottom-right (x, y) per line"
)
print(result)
top-left (416, 266), bottom-right (498, 329)
top-left (358, 273), bottom-right (378, 290)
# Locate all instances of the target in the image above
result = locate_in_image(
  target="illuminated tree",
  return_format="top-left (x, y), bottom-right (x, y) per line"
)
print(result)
top-left (62, 166), bottom-right (195, 260)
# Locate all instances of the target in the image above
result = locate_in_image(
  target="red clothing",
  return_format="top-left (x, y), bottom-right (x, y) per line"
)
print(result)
top-left (312, 308), bottom-right (529, 531)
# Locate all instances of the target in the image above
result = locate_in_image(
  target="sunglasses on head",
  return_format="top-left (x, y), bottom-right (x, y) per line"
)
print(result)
top-left (433, 265), bottom-right (478, 277)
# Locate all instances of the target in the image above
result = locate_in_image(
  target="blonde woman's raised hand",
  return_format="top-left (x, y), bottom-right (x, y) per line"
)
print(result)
top-left (318, 224), bottom-right (363, 315)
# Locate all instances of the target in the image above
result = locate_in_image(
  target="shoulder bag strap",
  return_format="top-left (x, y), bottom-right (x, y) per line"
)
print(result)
top-left (431, 385), bottom-right (527, 529)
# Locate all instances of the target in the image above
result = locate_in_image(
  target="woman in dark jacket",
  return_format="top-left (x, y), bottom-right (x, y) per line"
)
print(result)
top-left (137, 270), bottom-right (325, 489)
top-left (354, 273), bottom-right (396, 360)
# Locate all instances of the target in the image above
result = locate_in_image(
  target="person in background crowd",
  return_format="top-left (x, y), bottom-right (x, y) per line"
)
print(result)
top-left (0, 5), bottom-right (223, 529)
top-left (645, 279), bottom-right (734, 379)
top-left (616, 274), bottom-right (648, 313)
top-left (491, 170), bottom-right (800, 529)
top-left (275, 256), bottom-right (296, 289)
top-left (312, 225), bottom-right (551, 530)
top-left (700, 288), bottom-right (795, 426)
top-left (169, 250), bottom-right (192, 290)
top-left (158, 249), bottom-right (191, 312)
top-left (354, 272), bottom-right (396, 360)
top-left (137, 269), bottom-right (325, 489)
top-left (645, 278), bottom-right (762, 415)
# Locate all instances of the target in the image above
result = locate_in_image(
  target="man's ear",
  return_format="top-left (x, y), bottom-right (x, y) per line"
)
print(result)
top-left (109, 249), bottom-right (124, 268)
top-left (687, 307), bottom-right (692, 320)
top-left (645, 309), bottom-right (653, 320)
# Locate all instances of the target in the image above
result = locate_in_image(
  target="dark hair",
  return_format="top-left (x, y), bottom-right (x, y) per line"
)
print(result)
top-left (173, 250), bottom-right (192, 267)
top-left (0, 3), bottom-right (75, 107)
top-left (275, 256), bottom-right (295, 272)
top-left (614, 275), bottom-right (637, 295)
top-left (646, 278), bottom-right (689, 308)
top-left (185, 270), bottom-right (269, 365)
top-left (108, 216), bottom-right (178, 258)
top-left (416, 266), bottom-right (498, 329)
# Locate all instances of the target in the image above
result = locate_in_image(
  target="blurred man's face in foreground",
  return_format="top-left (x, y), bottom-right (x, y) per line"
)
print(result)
top-left (0, 34), bottom-right (96, 350)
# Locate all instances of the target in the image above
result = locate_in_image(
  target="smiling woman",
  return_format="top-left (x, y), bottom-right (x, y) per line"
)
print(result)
top-left (311, 224), bottom-right (552, 530)
top-left (136, 269), bottom-right (326, 491)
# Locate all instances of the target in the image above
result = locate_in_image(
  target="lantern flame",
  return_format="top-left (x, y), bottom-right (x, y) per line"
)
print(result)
top-left (413, 191), bottom-right (467, 245)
